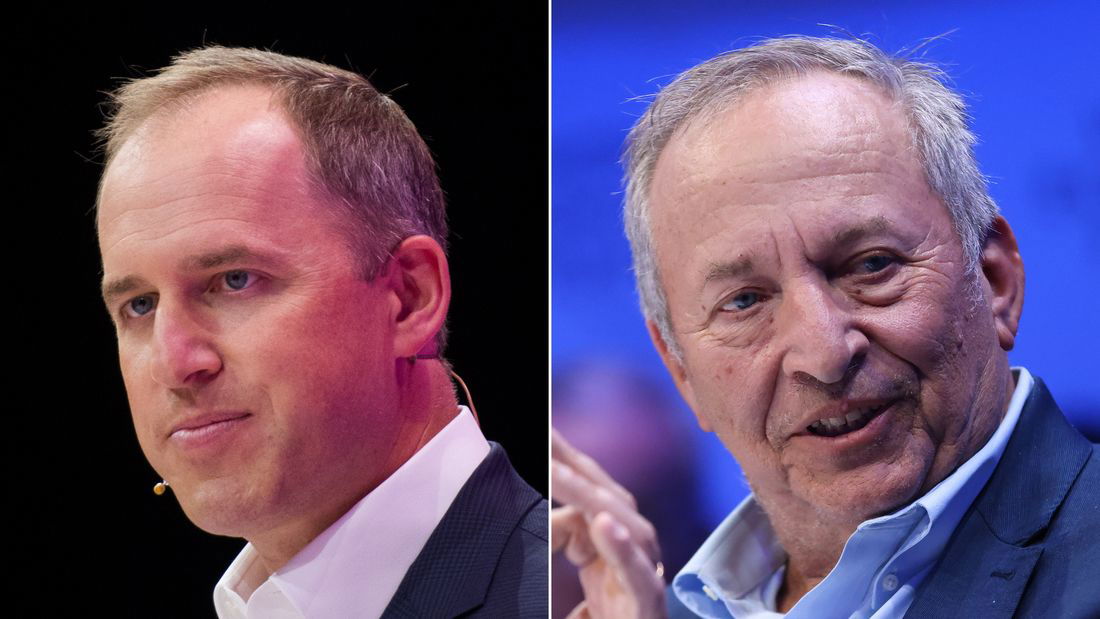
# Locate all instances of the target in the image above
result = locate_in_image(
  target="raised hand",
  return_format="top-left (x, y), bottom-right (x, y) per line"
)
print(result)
top-left (552, 428), bottom-right (667, 618)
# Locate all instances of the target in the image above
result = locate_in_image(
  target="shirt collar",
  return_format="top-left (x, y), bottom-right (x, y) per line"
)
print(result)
top-left (213, 407), bottom-right (490, 619)
top-left (674, 368), bottom-right (1034, 617)
top-left (880, 367), bottom-right (1033, 527)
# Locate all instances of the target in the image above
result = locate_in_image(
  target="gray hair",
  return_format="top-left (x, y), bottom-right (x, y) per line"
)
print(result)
top-left (623, 36), bottom-right (998, 359)
top-left (96, 45), bottom-right (450, 346)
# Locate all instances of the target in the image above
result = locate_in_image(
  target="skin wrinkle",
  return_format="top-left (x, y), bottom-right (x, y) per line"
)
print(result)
top-left (98, 147), bottom-right (288, 219)
top-left (689, 217), bottom-right (940, 348)
top-left (101, 177), bottom-right (312, 228)
top-left (98, 148), bottom-right (318, 239)
top-left (646, 72), bottom-right (1022, 609)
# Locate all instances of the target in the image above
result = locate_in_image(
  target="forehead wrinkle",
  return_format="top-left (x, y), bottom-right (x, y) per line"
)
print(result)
top-left (99, 154), bottom-right (318, 262)
top-left (98, 210), bottom-right (269, 267)
top-left (104, 160), bottom-right (303, 219)
top-left (108, 183), bottom-right (293, 235)
top-left (650, 72), bottom-right (923, 319)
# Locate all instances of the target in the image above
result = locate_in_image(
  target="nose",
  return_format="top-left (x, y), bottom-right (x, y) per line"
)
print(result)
top-left (778, 277), bottom-right (869, 385)
top-left (149, 301), bottom-right (222, 388)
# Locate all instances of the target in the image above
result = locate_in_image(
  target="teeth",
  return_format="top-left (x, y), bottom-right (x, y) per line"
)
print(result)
top-left (807, 405), bottom-right (884, 437)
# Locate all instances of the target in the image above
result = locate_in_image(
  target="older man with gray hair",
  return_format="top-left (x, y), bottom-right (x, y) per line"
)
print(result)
top-left (552, 36), bottom-right (1098, 618)
top-left (97, 46), bottom-right (546, 618)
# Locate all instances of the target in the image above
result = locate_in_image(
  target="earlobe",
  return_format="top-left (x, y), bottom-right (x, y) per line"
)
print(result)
top-left (646, 320), bottom-right (711, 432)
top-left (388, 235), bottom-right (450, 358)
top-left (980, 216), bottom-right (1026, 351)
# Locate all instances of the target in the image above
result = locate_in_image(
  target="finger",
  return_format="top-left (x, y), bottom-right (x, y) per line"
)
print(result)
top-left (552, 459), bottom-right (660, 562)
top-left (564, 601), bottom-right (590, 619)
top-left (553, 459), bottom-right (661, 564)
top-left (552, 505), bottom-right (598, 567)
top-left (551, 505), bottom-right (578, 552)
top-left (589, 512), bottom-right (667, 618)
top-left (553, 428), bottom-right (635, 506)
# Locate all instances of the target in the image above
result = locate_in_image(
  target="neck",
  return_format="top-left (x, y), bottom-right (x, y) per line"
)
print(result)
top-left (776, 559), bottom-right (827, 612)
top-left (244, 359), bottom-right (461, 587)
top-left (772, 365), bottom-right (1017, 611)
top-left (770, 508), bottom-right (860, 612)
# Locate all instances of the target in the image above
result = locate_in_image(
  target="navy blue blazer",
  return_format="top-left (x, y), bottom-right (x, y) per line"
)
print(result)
top-left (669, 377), bottom-right (1099, 618)
top-left (381, 442), bottom-right (547, 618)
top-left (907, 377), bottom-right (1099, 617)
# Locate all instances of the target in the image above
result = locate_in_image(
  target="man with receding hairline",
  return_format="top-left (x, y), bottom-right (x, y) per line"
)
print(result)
top-left (552, 36), bottom-right (1098, 618)
top-left (96, 46), bottom-right (546, 618)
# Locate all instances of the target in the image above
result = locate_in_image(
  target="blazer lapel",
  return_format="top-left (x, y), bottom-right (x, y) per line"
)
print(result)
top-left (904, 508), bottom-right (1044, 618)
top-left (381, 443), bottom-right (542, 618)
top-left (907, 377), bottom-right (1091, 617)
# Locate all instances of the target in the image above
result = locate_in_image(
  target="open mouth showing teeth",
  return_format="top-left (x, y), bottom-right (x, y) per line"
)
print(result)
top-left (807, 403), bottom-right (889, 437)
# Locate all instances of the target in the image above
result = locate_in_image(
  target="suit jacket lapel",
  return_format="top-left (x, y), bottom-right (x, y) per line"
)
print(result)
top-left (381, 442), bottom-right (541, 618)
top-left (907, 377), bottom-right (1091, 617)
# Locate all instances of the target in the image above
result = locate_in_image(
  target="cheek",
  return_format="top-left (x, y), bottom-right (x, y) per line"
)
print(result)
top-left (686, 346), bottom-right (779, 453)
top-left (118, 351), bottom-right (159, 447)
top-left (864, 276), bottom-right (976, 375)
top-left (247, 284), bottom-right (390, 363)
top-left (239, 292), bottom-right (393, 419)
top-left (125, 393), bottom-right (171, 476)
top-left (862, 277), bottom-right (995, 429)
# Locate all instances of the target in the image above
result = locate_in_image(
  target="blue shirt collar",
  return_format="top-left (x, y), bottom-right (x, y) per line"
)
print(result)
top-left (674, 368), bottom-right (1034, 618)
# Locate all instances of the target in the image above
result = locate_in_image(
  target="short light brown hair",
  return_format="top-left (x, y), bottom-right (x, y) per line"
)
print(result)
top-left (97, 45), bottom-right (450, 346)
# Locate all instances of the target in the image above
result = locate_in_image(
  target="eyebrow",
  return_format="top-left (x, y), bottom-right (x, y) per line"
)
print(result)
top-left (101, 275), bottom-right (145, 307)
top-left (833, 216), bottom-right (892, 247)
top-left (101, 244), bottom-right (277, 306)
top-left (700, 216), bottom-right (896, 286)
top-left (183, 245), bottom-right (262, 270)
top-left (703, 256), bottom-right (754, 284)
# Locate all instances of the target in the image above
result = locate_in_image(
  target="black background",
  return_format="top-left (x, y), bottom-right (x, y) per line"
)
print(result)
top-left (10, 6), bottom-right (546, 617)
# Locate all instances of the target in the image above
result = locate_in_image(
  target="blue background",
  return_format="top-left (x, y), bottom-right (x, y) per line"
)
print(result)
top-left (553, 0), bottom-right (1100, 527)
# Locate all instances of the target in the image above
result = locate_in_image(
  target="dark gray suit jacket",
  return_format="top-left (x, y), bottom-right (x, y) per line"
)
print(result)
top-left (382, 442), bottom-right (547, 618)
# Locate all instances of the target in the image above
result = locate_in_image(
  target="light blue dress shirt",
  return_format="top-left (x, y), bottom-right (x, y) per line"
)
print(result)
top-left (673, 368), bottom-right (1034, 619)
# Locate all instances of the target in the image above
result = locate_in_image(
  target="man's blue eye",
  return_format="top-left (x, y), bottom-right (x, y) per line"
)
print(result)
top-left (128, 295), bottom-right (155, 316)
top-left (860, 255), bottom-right (895, 273)
top-left (723, 291), bottom-right (760, 311)
top-left (224, 270), bottom-right (252, 290)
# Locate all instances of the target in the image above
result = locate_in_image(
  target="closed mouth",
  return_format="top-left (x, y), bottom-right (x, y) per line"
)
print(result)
top-left (170, 412), bottom-right (251, 437)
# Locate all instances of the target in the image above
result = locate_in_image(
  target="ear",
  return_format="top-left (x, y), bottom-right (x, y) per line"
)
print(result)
top-left (646, 319), bottom-right (711, 432)
top-left (980, 216), bottom-right (1025, 351)
top-left (387, 235), bottom-right (450, 358)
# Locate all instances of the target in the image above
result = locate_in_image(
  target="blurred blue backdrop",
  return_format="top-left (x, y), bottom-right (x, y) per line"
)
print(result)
top-left (551, 0), bottom-right (1099, 590)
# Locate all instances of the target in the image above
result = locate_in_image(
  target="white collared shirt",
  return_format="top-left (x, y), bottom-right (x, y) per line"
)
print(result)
top-left (213, 407), bottom-right (490, 619)
top-left (674, 368), bottom-right (1035, 618)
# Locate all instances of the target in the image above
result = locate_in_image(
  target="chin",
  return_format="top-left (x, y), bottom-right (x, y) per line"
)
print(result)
top-left (795, 456), bottom-right (932, 524)
top-left (175, 478), bottom-right (271, 538)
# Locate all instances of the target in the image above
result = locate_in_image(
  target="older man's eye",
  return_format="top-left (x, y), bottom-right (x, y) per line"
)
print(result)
top-left (857, 254), bottom-right (897, 274)
top-left (721, 291), bottom-right (761, 312)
